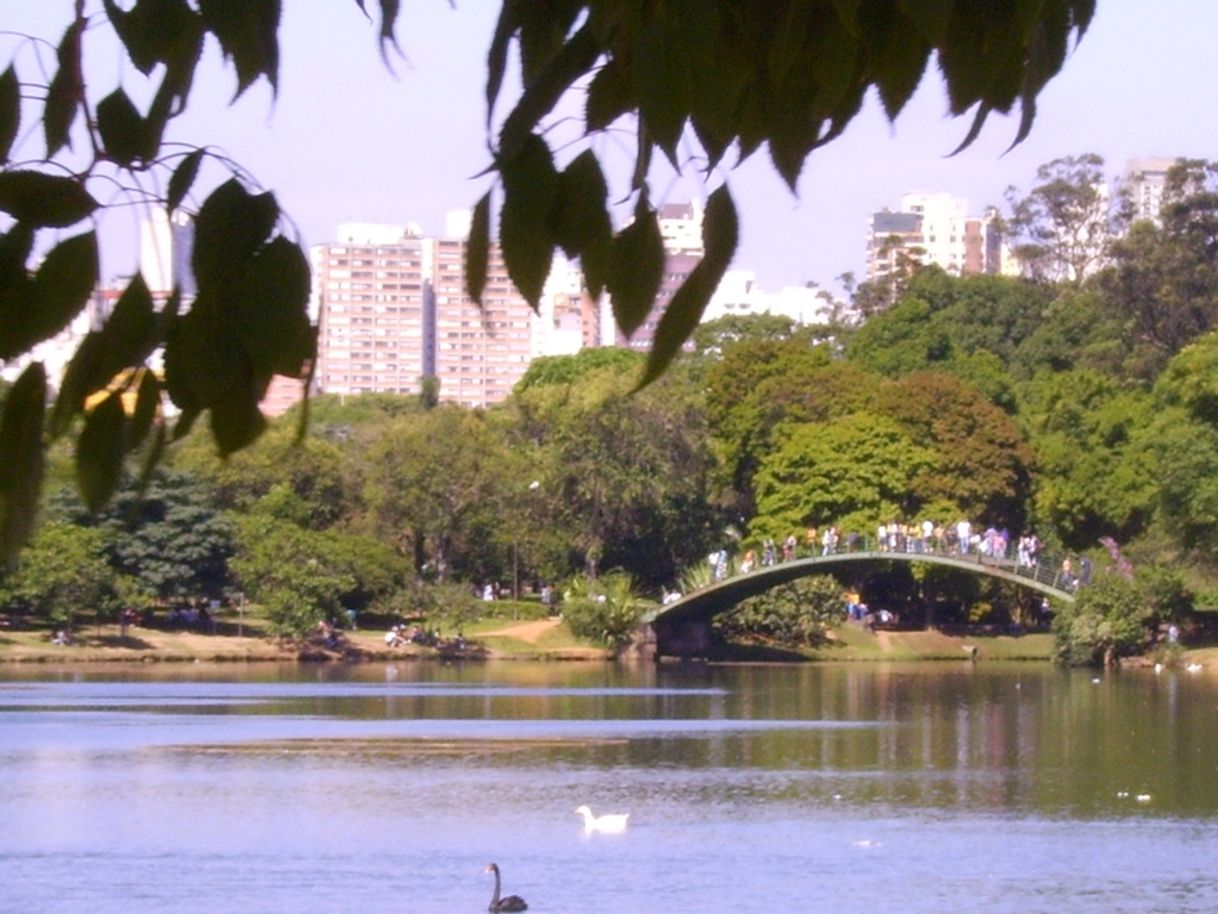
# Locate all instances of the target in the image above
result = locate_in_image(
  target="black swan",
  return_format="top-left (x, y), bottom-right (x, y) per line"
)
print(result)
top-left (484, 862), bottom-right (528, 912)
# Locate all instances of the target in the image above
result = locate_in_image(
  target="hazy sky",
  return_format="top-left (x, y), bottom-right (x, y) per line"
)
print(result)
top-left (10, 2), bottom-right (1218, 294)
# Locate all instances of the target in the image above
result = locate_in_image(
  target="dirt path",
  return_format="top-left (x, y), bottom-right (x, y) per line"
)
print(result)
top-left (481, 618), bottom-right (562, 643)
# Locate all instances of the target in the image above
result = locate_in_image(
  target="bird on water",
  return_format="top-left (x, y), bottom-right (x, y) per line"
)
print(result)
top-left (484, 862), bottom-right (528, 912)
top-left (575, 804), bottom-right (630, 833)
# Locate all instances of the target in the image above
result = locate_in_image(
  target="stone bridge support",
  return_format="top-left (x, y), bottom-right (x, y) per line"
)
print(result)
top-left (652, 617), bottom-right (713, 660)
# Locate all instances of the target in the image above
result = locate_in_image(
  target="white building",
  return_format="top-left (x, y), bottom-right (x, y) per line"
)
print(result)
top-left (705, 271), bottom-right (843, 327)
top-left (865, 192), bottom-right (1002, 282)
top-left (1124, 157), bottom-right (1182, 225)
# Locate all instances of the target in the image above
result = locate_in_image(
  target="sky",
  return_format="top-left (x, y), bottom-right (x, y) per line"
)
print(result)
top-left (9, 2), bottom-right (1218, 296)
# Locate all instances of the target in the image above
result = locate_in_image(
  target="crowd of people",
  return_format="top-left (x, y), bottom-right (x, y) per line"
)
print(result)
top-left (726, 520), bottom-right (1044, 572)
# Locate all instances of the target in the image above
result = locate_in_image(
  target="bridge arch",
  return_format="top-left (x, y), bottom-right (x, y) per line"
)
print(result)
top-left (643, 549), bottom-right (1077, 659)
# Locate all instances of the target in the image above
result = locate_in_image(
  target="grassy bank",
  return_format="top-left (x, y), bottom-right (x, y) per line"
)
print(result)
top-left (0, 614), bottom-right (1056, 665)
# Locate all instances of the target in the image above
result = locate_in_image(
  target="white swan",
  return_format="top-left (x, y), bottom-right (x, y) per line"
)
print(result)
top-left (575, 804), bottom-right (629, 833)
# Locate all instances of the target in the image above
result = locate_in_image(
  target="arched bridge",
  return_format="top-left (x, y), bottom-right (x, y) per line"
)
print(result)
top-left (642, 548), bottom-right (1078, 659)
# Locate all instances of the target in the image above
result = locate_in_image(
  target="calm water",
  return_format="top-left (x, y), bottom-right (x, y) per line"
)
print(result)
top-left (1, 660), bottom-right (1217, 914)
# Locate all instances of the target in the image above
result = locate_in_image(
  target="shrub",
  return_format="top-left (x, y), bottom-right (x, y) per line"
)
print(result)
top-left (1052, 572), bottom-right (1154, 667)
top-left (562, 571), bottom-right (645, 650)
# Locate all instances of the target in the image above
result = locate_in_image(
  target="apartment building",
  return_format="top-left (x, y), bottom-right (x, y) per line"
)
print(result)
top-left (312, 220), bottom-right (541, 409)
top-left (865, 192), bottom-right (1002, 282)
top-left (314, 224), bottom-right (430, 398)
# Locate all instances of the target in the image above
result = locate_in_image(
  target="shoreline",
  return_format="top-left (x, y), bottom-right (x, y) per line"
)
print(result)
top-left (3, 619), bottom-right (1214, 669)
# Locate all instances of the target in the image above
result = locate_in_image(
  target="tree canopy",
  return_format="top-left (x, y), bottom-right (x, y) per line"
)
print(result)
top-left (0, 1), bottom-right (1097, 561)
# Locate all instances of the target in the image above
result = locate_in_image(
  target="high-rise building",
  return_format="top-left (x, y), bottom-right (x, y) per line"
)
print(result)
top-left (314, 224), bottom-right (430, 398)
top-left (312, 220), bottom-right (539, 409)
top-left (428, 233), bottom-right (535, 408)
top-left (1124, 157), bottom-right (1182, 225)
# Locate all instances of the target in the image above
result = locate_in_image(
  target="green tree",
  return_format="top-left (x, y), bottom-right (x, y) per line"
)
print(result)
top-left (0, 522), bottom-right (119, 628)
top-left (714, 575), bottom-right (842, 648)
top-left (0, 2), bottom-right (1097, 561)
top-left (876, 372), bottom-right (1033, 526)
top-left (1002, 153), bottom-right (1118, 282)
top-left (1096, 159), bottom-right (1218, 378)
top-left (752, 412), bottom-right (937, 539)
top-left (175, 421), bottom-right (356, 531)
top-left (1052, 570), bottom-right (1155, 667)
top-left (100, 472), bottom-right (233, 601)
top-left (364, 405), bottom-right (515, 581)
top-left (1019, 369), bottom-right (1157, 547)
top-left (229, 516), bottom-right (382, 638)
top-left (1144, 331), bottom-right (1218, 555)
top-left (509, 365), bottom-right (719, 585)
top-left (704, 337), bottom-right (874, 513)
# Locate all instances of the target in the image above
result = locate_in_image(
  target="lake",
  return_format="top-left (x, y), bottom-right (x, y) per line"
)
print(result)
top-left (1, 660), bottom-right (1216, 913)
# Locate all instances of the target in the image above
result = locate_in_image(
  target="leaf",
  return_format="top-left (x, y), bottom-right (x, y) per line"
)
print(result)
top-left (128, 368), bottom-right (161, 450)
top-left (167, 148), bottom-right (204, 213)
top-left (638, 185), bottom-right (738, 389)
top-left (191, 178), bottom-right (279, 289)
top-left (52, 272), bottom-right (158, 435)
top-left (861, 6), bottom-right (930, 121)
top-left (14, 231), bottom-right (99, 356)
top-left (233, 236), bottom-right (314, 377)
top-left (208, 369), bottom-right (268, 456)
top-left (0, 222), bottom-right (35, 290)
top-left (133, 419), bottom-right (168, 498)
top-left (549, 151), bottom-right (612, 298)
top-left (634, 7), bottom-right (692, 162)
top-left (360, 0), bottom-right (404, 66)
top-left (466, 190), bottom-right (491, 304)
top-left (96, 88), bottom-right (148, 166)
top-left (585, 59), bottom-right (632, 132)
top-left (44, 20), bottom-right (84, 156)
top-left (498, 134), bottom-right (558, 308)
top-left (0, 363), bottom-right (46, 566)
top-left (163, 289), bottom-right (244, 410)
top-left (498, 24), bottom-right (600, 159)
top-left (198, 0), bottom-right (282, 98)
top-left (608, 195), bottom-right (665, 338)
top-left (0, 171), bottom-right (99, 228)
top-left (104, 0), bottom-right (202, 75)
top-left (485, 5), bottom-right (520, 126)
top-left (0, 66), bottom-right (20, 163)
top-left (76, 392), bottom-right (127, 512)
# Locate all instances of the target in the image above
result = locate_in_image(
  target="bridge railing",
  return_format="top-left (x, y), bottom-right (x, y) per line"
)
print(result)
top-left (747, 535), bottom-right (1084, 597)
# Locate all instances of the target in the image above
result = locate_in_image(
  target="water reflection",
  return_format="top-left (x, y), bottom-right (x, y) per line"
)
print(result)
top-left (2, 661), bottom-right (1217, 913)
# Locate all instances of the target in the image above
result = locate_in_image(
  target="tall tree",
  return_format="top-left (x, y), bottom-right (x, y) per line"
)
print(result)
top-left (1096, 159), bottom-right (1218, 376)
top-left (876, 372), bottom-right (1034, 527)
top-left (508, 365), bottom-right (718, 585)
top-left (752, 411), bottom-right (938, 539)
top-left (1002, 153), bottom-right (1118, 282)
top-left (364, 405), bottom-right (515, 582)
top-left (1018, 369), bottom-right (1157, 547)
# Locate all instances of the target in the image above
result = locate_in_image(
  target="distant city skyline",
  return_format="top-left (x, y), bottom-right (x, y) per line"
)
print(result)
top-left (7, 3), bottom-right (1218, 296)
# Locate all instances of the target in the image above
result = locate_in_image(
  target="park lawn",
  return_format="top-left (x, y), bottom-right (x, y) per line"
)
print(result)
top-left (819, 623), bottom-right (1055, 662)
top-left (0, 623), bottom-right (294, 663)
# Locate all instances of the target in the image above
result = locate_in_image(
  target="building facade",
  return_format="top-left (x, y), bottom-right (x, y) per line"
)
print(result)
top-left (865, 192), bottom-right (1002, 283)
